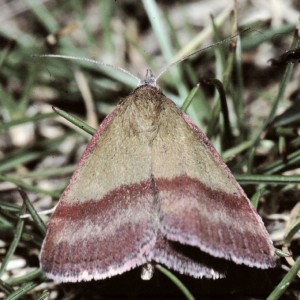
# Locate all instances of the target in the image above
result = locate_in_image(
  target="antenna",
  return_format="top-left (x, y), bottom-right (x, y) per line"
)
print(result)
top-left (35, 28), bottom-right (256, 86)
top-left (155, 29), bottom-right (253, 81)
top-left (34, 54), bottom-right (141, 83)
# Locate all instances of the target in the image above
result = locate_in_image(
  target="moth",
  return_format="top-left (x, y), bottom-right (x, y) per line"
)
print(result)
top-left (40, 70), bottom-right (276, 282)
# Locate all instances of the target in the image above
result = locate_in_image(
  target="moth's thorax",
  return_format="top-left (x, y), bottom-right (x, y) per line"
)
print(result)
top-left (121, 85), bottom-right (165, 135)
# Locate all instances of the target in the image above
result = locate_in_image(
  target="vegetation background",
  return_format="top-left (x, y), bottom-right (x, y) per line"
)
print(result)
top-left (0, 0), bottom-right (299, 299)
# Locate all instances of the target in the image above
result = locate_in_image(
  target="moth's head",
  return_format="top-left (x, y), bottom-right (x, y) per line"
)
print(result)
top-left (138, 69), bottom-right (157, 88)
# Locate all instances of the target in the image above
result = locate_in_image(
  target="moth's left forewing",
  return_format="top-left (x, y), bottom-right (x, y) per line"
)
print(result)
top-left (152, 96), bottom-right (276, 269)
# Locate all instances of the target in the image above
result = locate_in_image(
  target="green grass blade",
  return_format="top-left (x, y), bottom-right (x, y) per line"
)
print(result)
top-left (142, 0), bottom-right (187, 97)
top-left (0, 113), bottom-right (56, 131)
top-left (0, 204), bottom-right (26, 278)
top-left (266, 256), bottom-right (300, 300)
top-left (6, 282), bottom-right (39, 300)
top-left (250, 188), bottom-right (265, 209)
top-left (284, 217), bottom-right (300, 244)
top-left (0, 174), bottom-right (61, 197)
top-left (19, 189), bottom-right (47, 236)
top-left (0, 279), bottom-right (14, 295)
top-left (34, 290), bottom-right (50, 300)
top-left (235, 174), bottom-right (300, 185)
top-left (7, 269), bottom-right (44, 286)
top-left (53, 106), bottom-right (96, 135)
top-left (181, 84), bottom-right (200, 113)
top-left (156, 264), bottom-right (195, 300)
